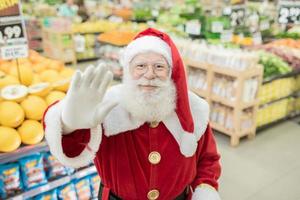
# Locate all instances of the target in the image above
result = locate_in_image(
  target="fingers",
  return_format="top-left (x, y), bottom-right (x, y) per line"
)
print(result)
top-left (81, 65), bottom-right (95, 88)
top-left (90, 64), bottom-right (108, 89)
top-left (98, 71), bottom-right (113, 98)
top-left (69, 70), bottom-right (82, 91)
top-left (93, 101), bottom-right (118, 124)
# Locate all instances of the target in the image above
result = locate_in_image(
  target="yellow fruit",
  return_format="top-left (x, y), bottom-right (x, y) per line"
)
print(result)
top-left (18, 120), bottom-right (44, 145)
top-left (32, 63), bottom-right (47, 73)
top-left (45, 91), bottom-right (66, 105)
top-left (1, 85), bottom-right (28, 102)
top-left (0, 126), bottom-right (21, 152)
top-left (60, 67), bottom-right (75, 78)
top-left (0, 70), bottom-right (5, 77)
top-left (0, 101), bottom-right (25, 128)
top-left (21, 95), bottom-right (47, 120)
top-left (9, 64), bottom-right (34, 86)
top-left (0, 62), bottom-right (11, 73)
top-left (0, 74), bottom-right (19, 88)
top-left (40, 70), bottom-right (60, 83)
top-left (28, 82), bottom-right (52, 97)
top-left (48, 60), bottom-right (64, 72)
top-left (32, 74), bottom-right (42, 84)
top-left (52, 79), bottom-right (70, 92)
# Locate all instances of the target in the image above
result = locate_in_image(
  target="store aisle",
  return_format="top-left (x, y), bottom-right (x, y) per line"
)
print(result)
top-left (216, 119), bottom-right (300, 200)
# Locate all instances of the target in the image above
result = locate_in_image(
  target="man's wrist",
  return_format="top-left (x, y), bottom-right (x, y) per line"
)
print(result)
top-left (197, 183), bottom-right (216, 191)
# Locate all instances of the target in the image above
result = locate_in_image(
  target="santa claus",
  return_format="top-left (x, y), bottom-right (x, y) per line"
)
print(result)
top-left (43, 28), bottom-right (221, 200)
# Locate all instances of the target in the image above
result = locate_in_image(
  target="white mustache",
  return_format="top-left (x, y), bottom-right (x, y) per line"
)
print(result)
top-left (134, 78), bottom-right (169, 87)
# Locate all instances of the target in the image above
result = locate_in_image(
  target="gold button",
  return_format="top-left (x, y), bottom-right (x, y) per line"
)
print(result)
top-left (149, 121), bottom-right (159, 128)
top-left (148, 151), bottom-right (161, 164)
top-left (147, 189), bottom-right (159, 200)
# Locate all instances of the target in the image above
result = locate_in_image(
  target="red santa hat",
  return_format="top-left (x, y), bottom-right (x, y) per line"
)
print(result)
top-left (121, 28), bottom-right (196, 156)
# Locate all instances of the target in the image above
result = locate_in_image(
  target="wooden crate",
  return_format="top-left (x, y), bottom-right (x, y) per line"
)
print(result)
top-left (42, 27), bottom-right (76, 66)
top-left (185, 58), bottom-right (263, 146)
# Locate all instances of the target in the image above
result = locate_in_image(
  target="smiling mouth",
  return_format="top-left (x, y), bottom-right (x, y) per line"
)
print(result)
top-left (138, 85), bottom-right (158, 90)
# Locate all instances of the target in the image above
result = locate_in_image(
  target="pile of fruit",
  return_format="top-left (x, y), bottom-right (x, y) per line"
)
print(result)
top-left (0, 50), bottom-right (75, 153)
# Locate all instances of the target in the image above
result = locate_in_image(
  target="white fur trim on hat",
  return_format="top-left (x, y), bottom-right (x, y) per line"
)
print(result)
top-left (120, 36), bottom-right (172, 69)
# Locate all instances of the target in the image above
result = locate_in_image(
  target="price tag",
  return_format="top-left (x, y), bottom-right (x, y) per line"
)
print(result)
top-left (40, 184), bottom-right (50, 192)
top-left (221, 30), bottom-right (233, 42)
top-left (224, 5), bottom-right (246, 27)
top-left (253, 32), bottom-right (262, 45)
top-left (185, 20), bottom-right (201, 35)
top-left (212, 21), bottom-right (223, 33)
top-left (260, 20), bottom-right (270, 31)
top-left (74, 34), bottom-right (85, 53)
top-left (12, 195), bottom-right (23, 200)
top-left (0, 44), bottom-right (28, 59)
top-left (278, 1), bottom-right (300, 24)
top-left (0, 0), bottom-right (28, 60)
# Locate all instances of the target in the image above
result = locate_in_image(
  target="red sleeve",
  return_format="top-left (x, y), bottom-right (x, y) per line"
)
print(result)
top-left (191, 124), bottom-right (221, 190)
top-left (42, 101), bottom-right (91, 158)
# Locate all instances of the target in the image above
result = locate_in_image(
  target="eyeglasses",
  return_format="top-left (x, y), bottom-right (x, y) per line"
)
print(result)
top-left (132, 63), bottom-right (169, 76)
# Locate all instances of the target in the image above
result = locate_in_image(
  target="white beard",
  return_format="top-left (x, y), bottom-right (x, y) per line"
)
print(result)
top-left (120, 77), bottom-right (176, 122)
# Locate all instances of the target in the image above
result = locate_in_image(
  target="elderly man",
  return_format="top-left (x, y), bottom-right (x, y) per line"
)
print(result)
top-left (43, 28), bottom-right (221, 200)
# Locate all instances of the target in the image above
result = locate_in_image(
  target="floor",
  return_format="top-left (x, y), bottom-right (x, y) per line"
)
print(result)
top-left (216, 117), bottom-right (300, 200)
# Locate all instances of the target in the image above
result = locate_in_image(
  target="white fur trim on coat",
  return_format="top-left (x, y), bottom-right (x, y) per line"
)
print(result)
top-left (44, 100), bottom-right (102, 168)
top-left (103, 85), bottom-right (210, 157)
top-left (192, 186), bottom-right (221, 200)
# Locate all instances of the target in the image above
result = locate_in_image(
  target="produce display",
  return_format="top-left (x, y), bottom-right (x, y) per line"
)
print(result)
top-left (0, 50), bottom-right (74, 152)
top-left (258, 51), bottom-right (292, 79)
top-left (98, 31), bottom-right (137, 46)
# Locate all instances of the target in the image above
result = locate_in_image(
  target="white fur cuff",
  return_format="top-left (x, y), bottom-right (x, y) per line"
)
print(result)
top-left (192, 186), bottom-right (221, 200)
top-left (44, 100), bottom-right (102, 168)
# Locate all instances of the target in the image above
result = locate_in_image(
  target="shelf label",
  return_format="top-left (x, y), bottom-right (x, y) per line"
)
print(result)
top-left (0, 0), bottom-right (28, 60)
top-left (12, 195), bottom-right (23, 200)
top-left (185, 20), bottom-right (201, 35)
top-left (278, 0), bottom-right (300, 24)
top-left (40, 184), bottom-right (50, 192)
top-left (212, 21), bottom-right (223, 33)
top-left (260, 20), bottom-right (270, 31)
top-left (223, 5), bottom-right (246, 26)
top-left (253, 32), bottom-right (262, 45)
top-left (77, 170), bottom-right (88, 179)
top-left (221, 30), bottom-right (233, 43)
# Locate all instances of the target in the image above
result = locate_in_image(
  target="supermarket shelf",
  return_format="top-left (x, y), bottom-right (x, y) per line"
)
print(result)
top-left (211, 94), bottom-right (257, 109)
top-left (259, 92), bottom-right (298, 108)
top-left (77, 57), bottom-right (99, 63)
top-left (263, 69), bottom-right (300, 85)
top-left (190, 88), bottom-right (208, 98)
top-left (0, 142), bottom-right (49, 164)
top-left (211, 122), bottom-right (232, 136)
top-left (9, 166), bottom-right (97, 200)
top-left (185, 59), bottom-right (210, 70)
top-left (257, 113), bottom-right (300, 132)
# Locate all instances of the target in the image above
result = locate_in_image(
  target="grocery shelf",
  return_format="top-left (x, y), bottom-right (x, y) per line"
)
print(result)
top-left (190, 88), bottom-right (209, 98)
top-left (211, 122), bottom-right (232, 136)
top-left (9, 166), bottom-right (97, 200)
top-left (0, 142), bottom-right (49, 164)
top-left (259, 92), bottom-right (297, 108)
top-left (77, 57), bottom-right (99, 63)
top-left (211, 94), bottom-right (257, 109)
top-left (185, 59), bottom-right (210, 70)
top-left (263, 69), bottom-right (300, 85)
top-left (257, 113), bottom-right (300, 132)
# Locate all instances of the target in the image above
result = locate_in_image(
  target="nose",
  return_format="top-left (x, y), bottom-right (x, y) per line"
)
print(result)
top-left (143, 66), bottom-right (156, 80)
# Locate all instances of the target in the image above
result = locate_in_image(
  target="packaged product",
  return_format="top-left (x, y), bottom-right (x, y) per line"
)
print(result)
top-left (89, 173), bottom-right (100, 198)
top-left (43, 152), bottom-right (67, 179)
top-left (0, 163), bottom-right (23, 198)
top-left (19, 154), bottom-right (47, 189)
top-left (74, 177), bottom-right (92, 200)
top-left (57, 183), bottom-right (77, 200)
top-left (34, 189), bottom-right (58, 200)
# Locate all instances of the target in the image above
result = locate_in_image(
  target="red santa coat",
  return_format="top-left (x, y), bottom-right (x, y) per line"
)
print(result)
top-left (43, 85), bottom-right (221, 200)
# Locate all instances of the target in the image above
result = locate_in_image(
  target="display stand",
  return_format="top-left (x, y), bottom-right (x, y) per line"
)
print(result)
top-left (42, 27), bottom-right (77, 66)
top-left (185, 59), bottom-right (263, 146)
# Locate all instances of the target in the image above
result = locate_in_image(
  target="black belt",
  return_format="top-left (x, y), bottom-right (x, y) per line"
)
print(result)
top-left (98, 183), bottom-right (188, 200)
